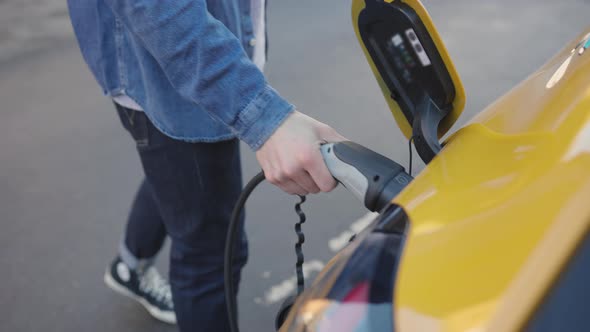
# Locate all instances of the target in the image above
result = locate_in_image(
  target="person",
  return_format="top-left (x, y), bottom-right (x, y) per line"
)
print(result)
top-left (67, 0), bottom-right (345, 331)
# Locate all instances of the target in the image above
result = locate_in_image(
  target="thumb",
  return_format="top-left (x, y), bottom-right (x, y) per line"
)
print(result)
top-left (318, 125), bottom-right (347, 143)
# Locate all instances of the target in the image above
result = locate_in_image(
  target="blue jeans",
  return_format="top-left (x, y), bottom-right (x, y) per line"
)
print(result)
top-left (115, 104), bottom-right (248, 331)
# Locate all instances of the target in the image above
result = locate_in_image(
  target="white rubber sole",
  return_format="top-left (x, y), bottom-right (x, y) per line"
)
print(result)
top-left (104, 270), bottom-right (177, 325)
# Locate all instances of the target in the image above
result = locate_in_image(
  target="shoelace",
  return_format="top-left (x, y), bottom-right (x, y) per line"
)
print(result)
top-left (139, 267), bottom-right (173, 307)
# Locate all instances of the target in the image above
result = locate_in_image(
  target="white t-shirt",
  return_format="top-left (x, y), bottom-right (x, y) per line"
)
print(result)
top-left (113, 0), bottom-right (267, 111)
top-left (250, 0), bottom-right (266, 71)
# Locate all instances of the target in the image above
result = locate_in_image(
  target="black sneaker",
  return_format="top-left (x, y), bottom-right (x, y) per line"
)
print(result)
top-left (104, 256), bottom-right (176, 324)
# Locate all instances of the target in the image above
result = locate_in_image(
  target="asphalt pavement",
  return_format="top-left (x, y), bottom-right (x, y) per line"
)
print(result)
top-left (1, 0), bottom-right (589, 331)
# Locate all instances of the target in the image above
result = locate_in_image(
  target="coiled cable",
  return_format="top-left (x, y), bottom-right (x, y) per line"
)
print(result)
top-left (225, 172), bottom-right (309, 332)
top-left (294, 195), bottom-right (307, 294)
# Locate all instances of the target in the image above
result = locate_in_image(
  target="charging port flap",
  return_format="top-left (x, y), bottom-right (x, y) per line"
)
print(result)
top-left (352, 0), bottom-right (466, 163)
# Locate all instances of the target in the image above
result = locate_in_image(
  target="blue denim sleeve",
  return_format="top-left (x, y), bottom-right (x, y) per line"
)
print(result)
top-left (103, 0), bottom-right (294, 150)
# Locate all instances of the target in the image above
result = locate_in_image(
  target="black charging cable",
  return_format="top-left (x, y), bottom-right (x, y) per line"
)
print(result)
top-left (224, 172), bottom-right (308, 332)
top-left (225, 171), bottom-right (265, 332)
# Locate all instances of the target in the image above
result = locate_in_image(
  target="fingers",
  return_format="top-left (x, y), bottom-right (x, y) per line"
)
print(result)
top-left (263, 165), bottom-right (310, 196)
top-left (306, 125), bottom-right (346, 192)
top-left (261, 139), bottom-right (339, 194)
top-left (306, 150), bottom-right (338, 192)
top-left (281, 180), bottom-right (308, 196)
top-left (292, 170), bottom-right (321, 194)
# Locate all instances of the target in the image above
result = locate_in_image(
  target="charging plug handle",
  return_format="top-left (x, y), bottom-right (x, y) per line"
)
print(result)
top-left (321, 142), bottom-right (413, 212)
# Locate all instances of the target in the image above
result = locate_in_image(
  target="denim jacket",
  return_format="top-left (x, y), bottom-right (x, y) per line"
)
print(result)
top-left (67, 0), bottom-right (293, 150)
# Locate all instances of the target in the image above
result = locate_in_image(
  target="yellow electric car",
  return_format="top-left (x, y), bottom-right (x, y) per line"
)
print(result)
top-left (279, 0), bottom-right (590, 331)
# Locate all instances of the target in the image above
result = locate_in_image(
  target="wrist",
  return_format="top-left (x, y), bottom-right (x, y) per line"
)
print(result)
top-left (234, 85), bottom-right (295, 150)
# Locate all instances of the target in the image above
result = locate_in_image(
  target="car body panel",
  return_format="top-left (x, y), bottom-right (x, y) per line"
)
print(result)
top-left (393, 29), bottom-right (590, 331)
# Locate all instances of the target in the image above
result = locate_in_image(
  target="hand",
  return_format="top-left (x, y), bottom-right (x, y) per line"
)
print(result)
top-left (256, 111), bottom-right (346, 195)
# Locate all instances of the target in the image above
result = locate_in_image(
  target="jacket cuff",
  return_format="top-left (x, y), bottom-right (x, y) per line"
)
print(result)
top-left (234, 85), bottom-right (295, 150)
